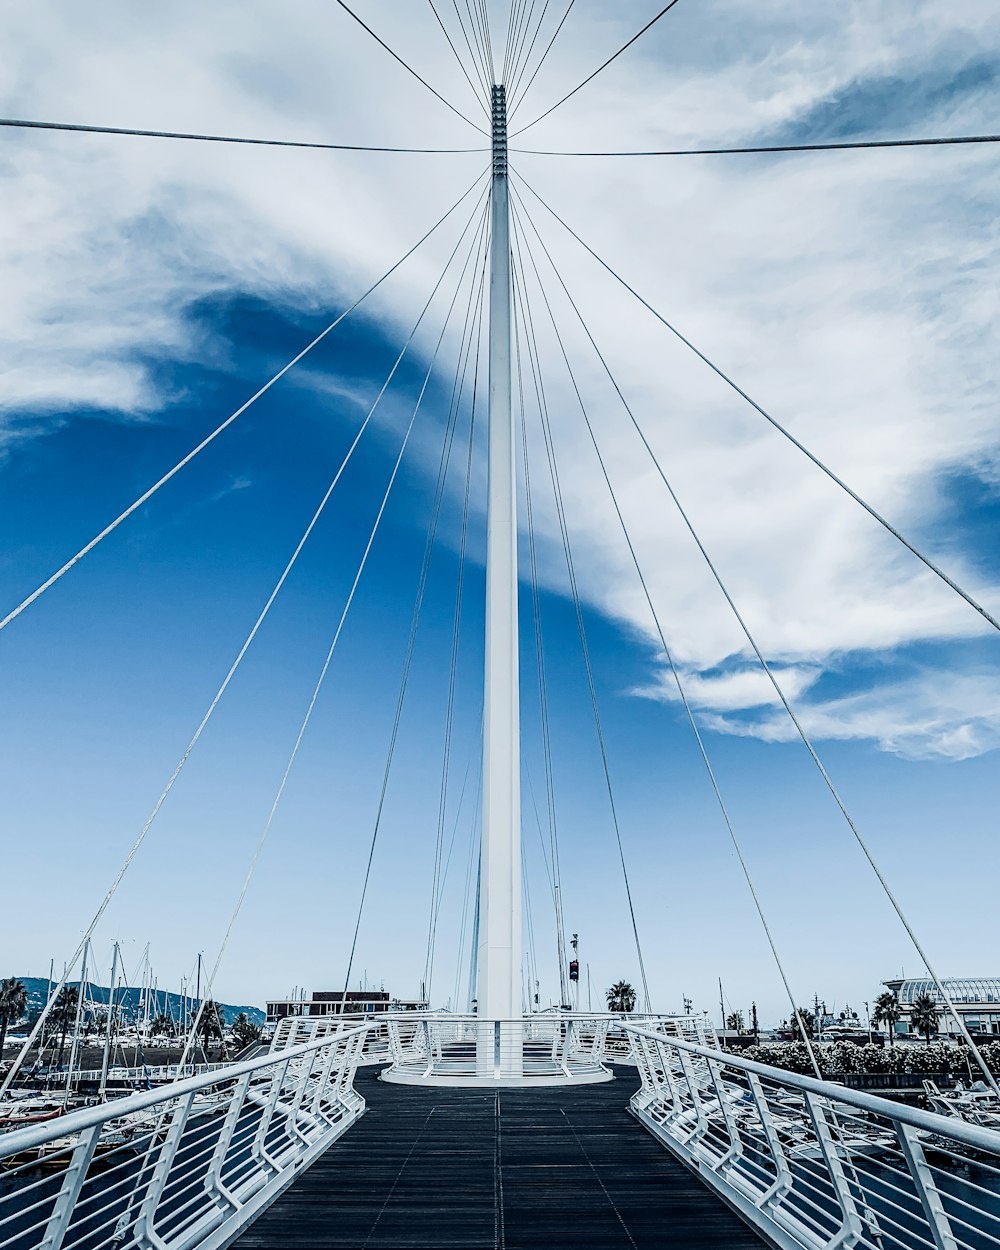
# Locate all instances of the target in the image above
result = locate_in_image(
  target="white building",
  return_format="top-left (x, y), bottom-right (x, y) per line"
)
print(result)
top-left (883, 977), bottom-right (1000, 1038)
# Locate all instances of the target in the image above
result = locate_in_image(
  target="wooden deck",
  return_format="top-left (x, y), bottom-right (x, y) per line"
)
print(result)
top-left (235, 1064), bottom-right (767, 1249)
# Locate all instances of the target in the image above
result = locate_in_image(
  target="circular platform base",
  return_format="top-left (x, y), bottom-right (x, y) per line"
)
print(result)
top-left (380, 1064), bottom-right (614, 1087)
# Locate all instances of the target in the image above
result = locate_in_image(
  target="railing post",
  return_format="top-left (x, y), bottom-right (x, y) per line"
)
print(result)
top-left (40, 1124), bottom-right (101, 1250)
top-left (677, 1048), bottom-right (709, 1145)
top-left (311, 1038), bottom-right (341, 1122)
top-left (895, 1122), bottom-right (959, 1250)
top-left (746, 1071), bottom-right (792, 1208)
top-left (285, 1049), bottom-right (319, 1147)
top-left (803, 1091), bottom-right (864, 1249)
top-left (134, 1092), bottom-right (195, 1250)
top-left (707, 1058), bottom-right (744, 1171)
top-left (205, 1072), bottom-right (253, 1213)
top-left (252, 1056), bottom-right (292, 1174)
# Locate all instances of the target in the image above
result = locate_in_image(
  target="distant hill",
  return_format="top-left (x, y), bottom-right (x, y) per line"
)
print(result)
top-left (15, 977), bottom-right (265, 1030)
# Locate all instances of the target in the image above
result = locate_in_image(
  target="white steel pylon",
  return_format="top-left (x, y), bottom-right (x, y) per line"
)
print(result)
top-left (477, 84), bottom-right (522, 1075)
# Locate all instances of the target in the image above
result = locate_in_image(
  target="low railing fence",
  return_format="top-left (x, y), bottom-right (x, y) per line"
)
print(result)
top-left (58, 1063), bottom-right (231, 1086)
top-left (0, 1024), bottom-right (369, 1250)
top-left (383, 1012), bottom-right (635, 1080)
top-left (269, 1012), bottom-right (402, 1063)
top-left (625, 1023), bottom-right (1000, 1250)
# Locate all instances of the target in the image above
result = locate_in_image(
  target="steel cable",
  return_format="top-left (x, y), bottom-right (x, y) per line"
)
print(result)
top-left (0, 169), bottom-right (489, 637)
top-left (513, 132), bottom-right (1000, 157)
top-left (423, 247), bottom-right (488, 1004)
top-left (507, 0), bottom-right (576, 120)
top-left (0, 115), bottom-right (486, 152)
top-left (513, 186), bottom-right (1000, 1094)
top-left (513, 273), bottom-right (571, 1008)
top-left (339, 207), bottom-right (493, 1010)
top-left (512, 1), bottom-right (684, 135)
top-left (0, 179), bottom-right (491, 1096)
top-left (513, 169), bottom-right (1000, 637)
top-left (427, 0), bottom-right (493, 116)
top-left (511, 194), bottom-right (822, 1068)
top-left (181, 220), bottom-right (489, 1067)
top-left (509, 223), bottom-right (651, 1014)
top-left (333, 0), bottom-right (487, 134)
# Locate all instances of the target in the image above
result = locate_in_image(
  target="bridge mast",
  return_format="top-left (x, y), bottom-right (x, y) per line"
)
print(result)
top-left (478, 84), bottom-right (521, 1066)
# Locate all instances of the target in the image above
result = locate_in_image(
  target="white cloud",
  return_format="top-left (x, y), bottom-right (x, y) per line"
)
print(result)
top-left (699, 669), bottom-right (1000, 761)
top-left (2, 1), bottom-right (999, 759)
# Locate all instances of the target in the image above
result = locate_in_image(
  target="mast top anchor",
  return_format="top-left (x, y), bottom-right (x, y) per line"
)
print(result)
top-left (491, 85), bottom-right (507, 177)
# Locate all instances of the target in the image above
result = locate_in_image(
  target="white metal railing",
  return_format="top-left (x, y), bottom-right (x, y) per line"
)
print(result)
top-left (269, 1011), bottom-right (400, 1063)
top-left (380, 1012), bottom-right (632, 1081)
top-left (0, 1024), bottom-right (368, 1250)
top-left (371, 1010), bottom-right (719, 1082)
top-left (56, 1063), bottom-right (231, 1085)
top-left (626, 1023), bottom-right (1000, 1250)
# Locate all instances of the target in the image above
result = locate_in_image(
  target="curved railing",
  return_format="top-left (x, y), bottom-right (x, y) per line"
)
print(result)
top-left (625, 1023), bottom-right (1000, 1250)
top-left (0, 1023), bottom-right (369, 1250)
top-left (380, 1012), bottom-right (610, 1081)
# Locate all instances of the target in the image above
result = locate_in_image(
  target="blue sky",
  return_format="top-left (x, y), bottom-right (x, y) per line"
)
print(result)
top-left (1, 1), bottom-right (999, 1028)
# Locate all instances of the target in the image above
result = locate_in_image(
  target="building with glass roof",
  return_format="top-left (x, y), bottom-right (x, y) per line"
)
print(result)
top-left (883, 977), bottom-right (1000, 1037)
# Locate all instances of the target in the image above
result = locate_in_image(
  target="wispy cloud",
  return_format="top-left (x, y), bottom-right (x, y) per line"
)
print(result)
top-left (2, 1), bottom-right (999, 760)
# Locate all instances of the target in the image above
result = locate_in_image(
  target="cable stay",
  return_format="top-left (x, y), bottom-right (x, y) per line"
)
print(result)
top-left (428, 728), bottom-right (484, 1000)
top-left (522, 760), bottom-right (555, 900)
top-left (426, 0), bottom-right (493, 117)
top-left (513, 170), bottom-right (1000, 638)
top-left (423, 263), bottom-right (486, 1005)
top-left (511, 197), bottom-right (824, 1071)
top-left (0, 168), bottom-right (490, 638)
top-left (0, 185), bottom-right (490, 1097)
top-left (332, 0), bottom-right (487, 135)
top-left (506, 0), bottom-right (553, 104)
top-left (503, 0), bottom-right (540, 91)
top-left (180, 227), bottom-right (487, 1066)
top-left (511, 1), bottom-right (684, 136)
top-left (521, 837), bottom-right (540, 1011)
top-left (339, 211), bottom-right (493, 1010)
top-left (513, 132), bottom-right (1000, 156)
top-left (451, 0), bottom-right (492, 100)
top-left (507, 0), bottom-right (575, 120)
top-left (510, 233), bottom-right (651, 1015)
top-left (515, 298), bottom-right (571, 1009)
top-left (0, 116), bottom-right (487, 152)
top-left (472, 0), bottom-right (497, 86)
top-left (457, 0), bottom-right (493, 92)
top-left (511, 187), bottom-right (1000, 1095)
top-left (453, 764), bottom-right (484, 1012)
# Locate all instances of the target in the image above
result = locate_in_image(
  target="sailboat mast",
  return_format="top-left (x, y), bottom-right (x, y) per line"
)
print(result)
top-left (64, 940), bottom-right (89, 1103)
top-left (478, 83), bottom-right (521, 1041)
top-left (99, 940), bottom-right (120, 1101)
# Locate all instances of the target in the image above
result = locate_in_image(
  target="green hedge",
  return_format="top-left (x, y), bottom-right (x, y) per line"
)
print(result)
top-left (734, 1040), bottom-right (1000, 1078)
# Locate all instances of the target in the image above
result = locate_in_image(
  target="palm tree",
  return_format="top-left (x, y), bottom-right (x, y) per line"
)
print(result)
top-left (150, 1012), bottom-right (175, 1039)
top-left (198, 1000), bottom-right (225, 1056)
top-left (0, 977), bottom-right (28, 1057)
top-left (50, 986), bottom-right (79, 1068)
top-left (725, 1011), bottom-right (745, 1032)
top-left (872, 991), bottom-right (901, 1045)
top-left (787, 1008), bottom-right (815, 1041)
top-left (910, 994), bottom-right (940, 1045)
top-left (231, 1012), bottom-right (262, 1051)
top-left (605, 981), bottom-right (637, 1013)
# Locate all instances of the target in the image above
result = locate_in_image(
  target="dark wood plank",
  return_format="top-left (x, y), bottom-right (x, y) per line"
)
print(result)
top-left (235, 1065), bottom-right (768, 1249)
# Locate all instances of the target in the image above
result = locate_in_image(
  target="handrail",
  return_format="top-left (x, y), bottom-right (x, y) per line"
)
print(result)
top-left (624, 1023), bottom-right (1000, 1156)
top-left (0, 1022), bottom-right (369, 1250)
top-left (0, 1024), bottom-right (368, 1160)
top-left (625, 1023), bottom-right (1000, 1250)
